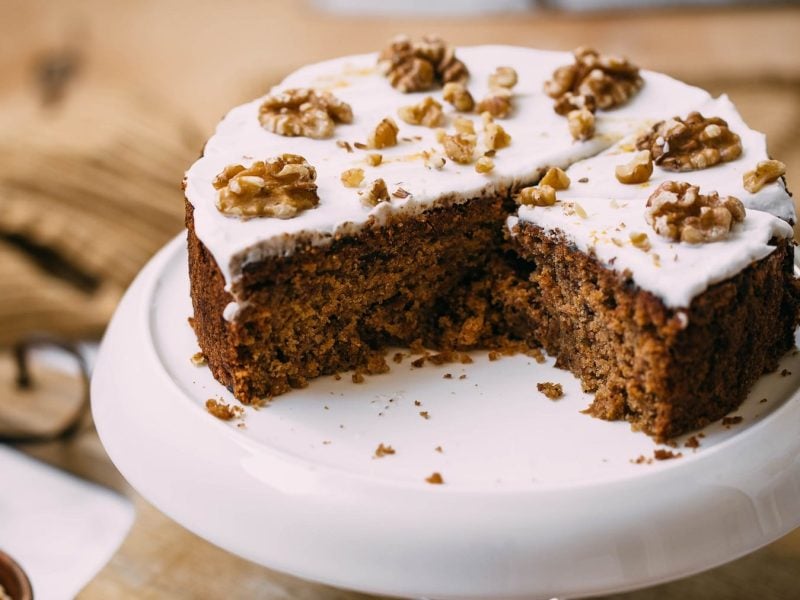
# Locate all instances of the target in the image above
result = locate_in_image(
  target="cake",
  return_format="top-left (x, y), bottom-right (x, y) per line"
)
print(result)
top-left (184, 38), bottom-right (798, 440)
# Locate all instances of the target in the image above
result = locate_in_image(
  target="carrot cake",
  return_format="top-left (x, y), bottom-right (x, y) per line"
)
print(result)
top-left (184, 39), bottom-right (798, 440)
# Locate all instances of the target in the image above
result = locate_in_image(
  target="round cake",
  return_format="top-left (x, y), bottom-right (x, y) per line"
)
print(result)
top-left (184, 38), bottom-right (798, 440)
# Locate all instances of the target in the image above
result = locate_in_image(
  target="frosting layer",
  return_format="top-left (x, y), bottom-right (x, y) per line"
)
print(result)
top-left (184, 45), bottom-right (794, 309)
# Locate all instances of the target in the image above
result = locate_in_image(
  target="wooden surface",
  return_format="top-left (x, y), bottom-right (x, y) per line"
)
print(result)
top-left (1, 1), bottom-right (799, 598)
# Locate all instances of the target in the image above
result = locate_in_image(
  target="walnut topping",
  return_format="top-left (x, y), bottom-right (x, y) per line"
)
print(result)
top-left (629, 231), bottom-right (651, 251)
top-left (481, 112), bottom-right (511, 151)
top-left (540, 167), bottom-right (570, 190)
top-left (340, 168), bottom-right (365, 188)
top-left (517, 184), bottom-right (557, 207)
top-left (366, 153), bottom-right (383, 166)
top-left (544, 46), bottom-right (643, 112)
top-left (442, 82), bottom-right (475, 112)
top-left (214, 155), bottom-right (319, 219)
top-left (567, 108), bottom-right (595, 141)
top-left (360, 178), bottom-right (390, 206)
top-left (423, 150), bottom-right (446, 170)
top-left (425, 472), bottom-right (444, 484)
top-left (488, 66), bottom-right (518, 89)
top-left (636, 112), bottom-right (743, 171)
top-left (258, 88), bottom-right (353, 139)
top-left (553, 91), bottom-right (597, 117)
top-left (453, 116), bottom-right (475, 135)
top-left (615, 150), bottom-right (653, 184)
top-left (442, 132), bottom-right (476, 164)
top-left (475, 87), bottom-right (512, 119)
top-left (743, 159), bottom-right (786, 193)
top-left (374, 443), bottom-right (396, 458)
top-left (645, 181), bottom-right (745, 244)
top-left (368, 117), bottom-right (400, 149)
top-left (475, 156), bottom-right (494, 174)
top-left (397, 96), bottom-right (444, 127)
top-left (377, 34), bottom-right (468, 93)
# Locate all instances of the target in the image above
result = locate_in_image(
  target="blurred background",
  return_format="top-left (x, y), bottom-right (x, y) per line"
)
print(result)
top-left (0, 0), bottom-right (799, 598)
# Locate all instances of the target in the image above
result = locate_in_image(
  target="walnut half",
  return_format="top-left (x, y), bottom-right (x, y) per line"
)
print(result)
top-left (645, 181), bottom-right (745, 244)
top-left (214, 155), bottom-right (319, 219)
top-left (636, 112), bottom-right (742, 172)
top-left (258, 88), bottom-right (353, 139)
top-left (544, 47), bottom-right (643, 113)
top-left (378, 34), bottom-right (468, 93)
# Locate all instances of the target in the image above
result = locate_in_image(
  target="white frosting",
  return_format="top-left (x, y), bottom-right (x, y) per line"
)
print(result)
top-left (184, 45), bottom-right (794, 309)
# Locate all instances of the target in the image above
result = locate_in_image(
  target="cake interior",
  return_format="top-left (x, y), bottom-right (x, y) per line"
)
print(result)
top-left (188, 193), bottom-right (798, 440)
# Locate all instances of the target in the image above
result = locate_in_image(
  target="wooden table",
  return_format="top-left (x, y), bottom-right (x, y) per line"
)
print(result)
top-left (2, 1), bottom-right (799, 597)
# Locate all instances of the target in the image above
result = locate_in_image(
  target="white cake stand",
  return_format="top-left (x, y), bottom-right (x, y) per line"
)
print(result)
top-left (92, 234), bottom-right (800, 600)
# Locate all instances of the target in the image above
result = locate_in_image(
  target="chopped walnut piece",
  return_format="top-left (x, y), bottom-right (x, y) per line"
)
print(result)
top-left (214, 155), bottom-right (319, 219)
top-left (743, 159), bottom-right (786, 193)
top-left (392, 187), bottom-right (411, 199)
top-left (537, 382), bottom-right (563, 400)
top-left (636, 112), bottom-right (742, 171)
top-left (397, 96), bottom-right (445, 127)
top-left (442, 132), bottom-right (476, 164)
top-left (517, 185), bottom-right (557, 207)
top-left (489, 66), bottom-right (518, 89)
top-left (476, 87), bottom-right (513, 119)
top-left (361, 178), bottom-right (390, 206)
top-left (540, 167), bottom-right (570, 190)
top-left (258, 88), bottom-right (353, 139)
top-left (340, 168), bottom-right (365, 188)
top-left (553, 91), bottom-right (597, 117)
top-left (423, 150), bottom-right (446, 170)
top-left (645, 181), bottom-right (745, 244)
top-left (484, 121), bottom-right (511, 151)
top-left (475, 156), bottom-right (494, 173)
top-left (567, 108), bottom-right (595, 141)
top-left (425, 472), bottom-right (444, 484)
top-left (454, 117), bottom-right (475, 135)
top-left (368, 117), bottom-right (400, 149)
top-left (615, 150), bottom-right (653, 184)
top-left (366, 153), bottom-right (383, 166)
top-left (205, 399), bottom-right (241, 421)
top-left (544, 46), bottom-right (643, 112)
top-left (374, 443), bottom-right (396, 458)
top-left (629, 231), bottom-right (651, 251)
top-left (442, 82), bottom-right (475, 112)
top-left (377, 34), bottom-right (468, 93)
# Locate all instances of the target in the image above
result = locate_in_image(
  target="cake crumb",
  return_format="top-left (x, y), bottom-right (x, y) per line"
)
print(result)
top-left (336, 140), bottom-right (353, 153)
top-left (334, 373), bottom-right (342, 381)
top-left (205, 398), bottom-right (243, 421)
top-left (631, 455), bottom-right (651, 465)
top-left (351, 372), bottom-right (365, 384)
top-left (537, 382), bottom-right (563, 400)
top-left (459, 374), bottom-right (467, 380)
top-left (759, 398), bottom-right (768, 404)
top-left (488, 350), bottom-right (500, 361)
top-left (419, 411), bottom-right (430, 420)
top-left (411, 356), bottom-right (426, 368)
top-left (434, 445), bottom-right (443, 453)
top-left (443, 373), bottom-right (453, 379)
top-left (374, 443), bottom-right (395, 458)
top-left (190, 352), bottom-right (207, 366)
top-left (722, 415), bottom-right (743, 427)
top-left (414, 400), bottom-right (422, 406)
top-left (684, 435), bottom-right (701, 449)
top-left (425, 472), bottom-right (444, 484)
top-left (322, 440), bottom-right (332, 445)
top-left (780, 369), bottom-right (792, 377)
top-left (578, 177), bottom-right (589, 183)
top-left (459, 353), bottom-right (474, 364)
top-left (653, 449), bottom-right (682, 461)
top-left (393, 352), bottom-right (405, 364)
top-left (527, 347), bottom-right (546, 363)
